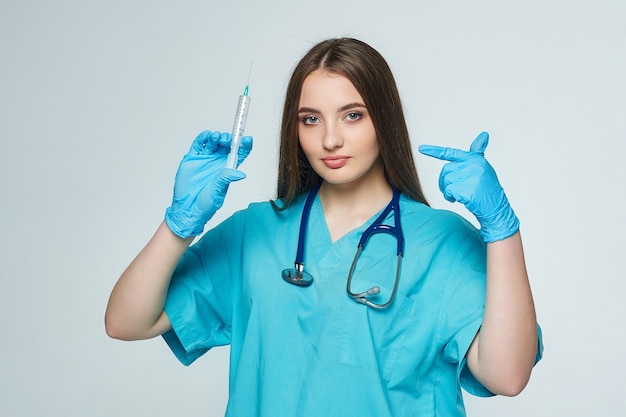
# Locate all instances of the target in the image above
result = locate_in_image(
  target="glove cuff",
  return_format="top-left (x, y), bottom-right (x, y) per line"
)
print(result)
top-left (164, 207), bottom-right (204, 239)
top-left (477, 203), bottom-right (520, 242)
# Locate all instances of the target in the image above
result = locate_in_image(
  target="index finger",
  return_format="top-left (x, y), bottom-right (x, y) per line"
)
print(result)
top-left (418, 144), bottom-right (471, 162)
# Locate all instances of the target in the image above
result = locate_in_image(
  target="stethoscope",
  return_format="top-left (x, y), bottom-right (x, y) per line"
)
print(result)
top-left (281, 181), bottom-right (404, 309)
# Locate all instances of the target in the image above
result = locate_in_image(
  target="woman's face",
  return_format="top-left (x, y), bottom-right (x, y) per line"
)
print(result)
top-left (297, 69), bottom-right (383, 188)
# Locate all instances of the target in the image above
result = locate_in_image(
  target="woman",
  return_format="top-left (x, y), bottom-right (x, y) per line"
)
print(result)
top-left (106, 37), bottom-right (541, 416)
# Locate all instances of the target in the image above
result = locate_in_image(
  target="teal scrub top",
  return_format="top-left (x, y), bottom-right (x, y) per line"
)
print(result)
top-left (163, 193), bottom-right (542, 416)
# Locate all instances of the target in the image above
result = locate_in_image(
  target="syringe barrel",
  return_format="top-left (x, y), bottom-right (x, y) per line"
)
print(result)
top-left (225, 94), bottom-right (251, 169)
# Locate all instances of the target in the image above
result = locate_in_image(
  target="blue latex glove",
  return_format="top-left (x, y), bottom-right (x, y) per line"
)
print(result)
top-left (165, 130), bottom-right (253, 238)
top-left (418, 132), bottom-right (519, 242)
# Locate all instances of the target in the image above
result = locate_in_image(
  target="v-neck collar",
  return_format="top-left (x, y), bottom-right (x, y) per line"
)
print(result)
top-left (309, 193), bottom-right (394, 247)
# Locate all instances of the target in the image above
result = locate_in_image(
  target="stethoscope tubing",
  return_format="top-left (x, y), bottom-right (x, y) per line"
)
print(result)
top-left (282, 182), bottom-right (404, 308)
top-left (281, 181), bottom-right (321, 286)
top-left (295, 181), bottom-right (321, 267)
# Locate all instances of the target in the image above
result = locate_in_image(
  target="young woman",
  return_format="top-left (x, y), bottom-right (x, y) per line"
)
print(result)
top-left (106, 37), bottom-right (542, 416)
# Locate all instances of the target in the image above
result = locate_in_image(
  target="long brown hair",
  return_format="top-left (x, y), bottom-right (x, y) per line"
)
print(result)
top-left (276, 37), bottom-right (428, 208)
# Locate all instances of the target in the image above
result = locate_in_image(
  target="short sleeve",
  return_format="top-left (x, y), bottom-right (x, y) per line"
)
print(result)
top-left (459, 323), bottom-right (544, 397)
top-left (436, 221), bottom-right (494, 396)
top-left (438, 218), bottom-right (545, 397)
top-left (162, 212), bottom-right (244, 365)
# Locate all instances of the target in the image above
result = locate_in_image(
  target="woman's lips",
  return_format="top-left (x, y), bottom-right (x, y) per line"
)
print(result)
top-left (322, 156), bottom-right (350, 169)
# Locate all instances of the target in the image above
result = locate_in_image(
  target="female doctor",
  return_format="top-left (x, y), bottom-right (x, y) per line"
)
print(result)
top-left (105, 37), bottom-right (541, 416)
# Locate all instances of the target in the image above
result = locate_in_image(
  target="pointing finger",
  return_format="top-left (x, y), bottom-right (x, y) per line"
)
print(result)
top-left (418, 144), bottom-right (471, 162)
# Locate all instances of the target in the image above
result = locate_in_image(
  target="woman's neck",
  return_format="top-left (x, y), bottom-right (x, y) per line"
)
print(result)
top-left (318, 174), bottom-right (392, 243)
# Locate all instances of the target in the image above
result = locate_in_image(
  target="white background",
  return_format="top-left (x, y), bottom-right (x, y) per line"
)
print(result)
top-left (1, 1), bottom-right (624, 416)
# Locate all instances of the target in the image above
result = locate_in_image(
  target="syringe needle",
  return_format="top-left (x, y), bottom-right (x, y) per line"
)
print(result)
top-left (246, 61), bottom-right (253, 88)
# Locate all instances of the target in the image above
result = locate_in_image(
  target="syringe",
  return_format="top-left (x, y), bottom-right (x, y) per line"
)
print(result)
top-left (225, 83), bottom-right (252, 170)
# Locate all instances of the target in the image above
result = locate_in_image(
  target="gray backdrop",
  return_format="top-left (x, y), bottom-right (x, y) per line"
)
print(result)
top-left (1, 1), bottom-right (624, 416)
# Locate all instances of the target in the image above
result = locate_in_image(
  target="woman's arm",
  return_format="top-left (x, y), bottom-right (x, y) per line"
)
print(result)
top-left (105, 131), bottom-right (253, 341)
top-left (419, 132), bottom-right (539, 396)
top-left (466, 231), bottom-right (538, 396)
top-left (105, 221), bottom-right (192, 340)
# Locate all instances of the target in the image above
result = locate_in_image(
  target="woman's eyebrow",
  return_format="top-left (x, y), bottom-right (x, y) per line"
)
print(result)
top-left (337, 102), bottom-right (366, 112)
top-left (297, 102), bottom-right (367, 114)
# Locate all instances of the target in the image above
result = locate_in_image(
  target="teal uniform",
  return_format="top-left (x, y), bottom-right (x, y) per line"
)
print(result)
top-left (163, 193), bottom-right (542, 416)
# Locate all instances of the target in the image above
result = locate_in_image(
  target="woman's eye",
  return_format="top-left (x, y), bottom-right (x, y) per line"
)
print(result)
top-left (301, 115), bottom-right (319, 125)
top-left (345, 112), bottom-right (362, 122)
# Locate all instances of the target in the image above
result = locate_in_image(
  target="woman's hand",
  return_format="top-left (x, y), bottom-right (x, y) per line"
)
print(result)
top-left (165, 130), bottom-right (253, 238)
top-left (419, 132), bottom-right (519, 242)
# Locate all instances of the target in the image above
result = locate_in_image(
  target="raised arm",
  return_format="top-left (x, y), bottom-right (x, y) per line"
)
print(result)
top-left (105, 222), bottom-right (190, 340)
top-left (419, 132), bottom-right (538, 396)
top-left (105, 131), bottom-right (252, 341)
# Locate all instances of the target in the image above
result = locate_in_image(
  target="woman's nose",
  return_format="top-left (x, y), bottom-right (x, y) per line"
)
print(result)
top-left (322, 124), bottom-right (343, 150)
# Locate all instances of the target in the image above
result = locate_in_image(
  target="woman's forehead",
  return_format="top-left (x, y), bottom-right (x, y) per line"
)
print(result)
top-left (299, 70), bottom-right (364, 109)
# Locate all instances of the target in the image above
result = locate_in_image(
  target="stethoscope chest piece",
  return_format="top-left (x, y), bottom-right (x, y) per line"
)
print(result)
top-left (282, 263), bottom-right (314, 286)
